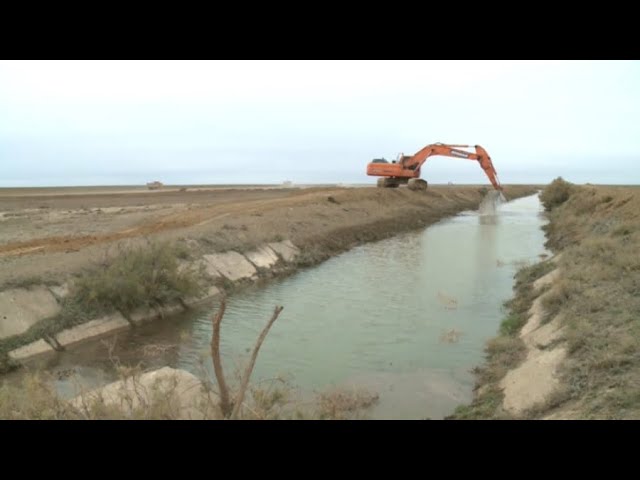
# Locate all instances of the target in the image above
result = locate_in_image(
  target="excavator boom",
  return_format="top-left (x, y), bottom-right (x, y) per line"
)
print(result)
top-left (366, 143), bottom-right (502, 191)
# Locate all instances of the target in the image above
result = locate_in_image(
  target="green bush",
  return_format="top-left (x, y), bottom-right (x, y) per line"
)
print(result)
top-left (73, 241), bottom-right (204, 315)
top-left (540, 177), bottom-right (574, 211)
top-left (499, 313), bottom-right (525, 336)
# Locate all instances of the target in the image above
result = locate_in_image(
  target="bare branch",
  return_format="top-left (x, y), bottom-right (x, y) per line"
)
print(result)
top-left (210, 296), bottom-right (233, 417)
top-left (230, 305), bottom-right (284, 420)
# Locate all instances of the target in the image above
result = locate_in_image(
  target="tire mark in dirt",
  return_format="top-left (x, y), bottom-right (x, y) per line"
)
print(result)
top-left (0, 189), bottom-right (337, 258)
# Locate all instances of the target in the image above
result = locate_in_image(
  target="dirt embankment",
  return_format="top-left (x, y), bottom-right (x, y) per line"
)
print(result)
top-left (0, 185), bottom-right (536, 288)
top-left (453, 182), bottom-right (640, 420)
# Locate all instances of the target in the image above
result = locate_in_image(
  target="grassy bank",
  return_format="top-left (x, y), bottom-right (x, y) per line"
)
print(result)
top-left (450, 260), bottom-right (556, 419)
top-left (452, 179), bottom-right (640, 419)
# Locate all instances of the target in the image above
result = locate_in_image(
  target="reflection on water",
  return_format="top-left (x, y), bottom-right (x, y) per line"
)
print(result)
top-left (17, 194), bottom-right (548, 419)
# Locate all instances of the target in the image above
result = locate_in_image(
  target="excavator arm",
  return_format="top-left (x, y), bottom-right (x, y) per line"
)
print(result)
top-left (366, 143), bottom-right (502, 191)
top-left (470, 145), bottom-right (502, 192)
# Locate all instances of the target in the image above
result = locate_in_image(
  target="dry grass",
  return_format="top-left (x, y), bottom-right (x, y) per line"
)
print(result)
top-left (0, 366), bottom-right (380, 420)
top-left (243, 377), bottom-right (295, 420)
top-left (504, 261), bottom-right (555, 318)
top-left (0, 373), bottom-right (80, 419)
top-left (541, 186), bottom-right (640, 418)
top-left (540, 280), bottom-right (572, 324)
top-left (0, 367), bottom-right (208, 420)
top-left (314, 387), bottom-right (380, 420)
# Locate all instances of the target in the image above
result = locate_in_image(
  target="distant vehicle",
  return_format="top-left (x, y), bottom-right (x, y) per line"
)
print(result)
top-left (147, 181), bottom-right (164, 190)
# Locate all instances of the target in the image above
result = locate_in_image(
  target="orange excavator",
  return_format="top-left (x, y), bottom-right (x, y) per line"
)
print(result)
top-left (366, 143), bottom-right (503, 191)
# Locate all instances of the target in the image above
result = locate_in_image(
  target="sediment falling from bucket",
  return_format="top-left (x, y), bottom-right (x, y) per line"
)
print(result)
top-left (479, 191), bottom-right (505, 215)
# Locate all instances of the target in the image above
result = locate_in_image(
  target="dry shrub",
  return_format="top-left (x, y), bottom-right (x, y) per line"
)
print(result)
top-left (539, 177), bottom-right (574, 211)
top-left (246, 378), bottom-right (293, 420)
top-left (315, 387), bottom-right (379, 420)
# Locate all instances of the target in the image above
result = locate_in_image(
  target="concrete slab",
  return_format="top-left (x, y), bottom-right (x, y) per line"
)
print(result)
top-left (195, 258), bottom-right (221, 279)
top-left (157, 303), bottom-right (185, 318)
top-left (0, 286), bottom-right (62, 339)
top-left (267, 240), bottom-right (300, 263)
top-left (55, 313), bottom-right (130, 348)
top-left (183, 286), bottom-right (221, 308)
top-left (501, 347), bottom-right (567, 416)
top-left (202, 251), bottom-right (257, 281)
top-left (244, 245), bottom-right (279, 269)
top-left (8, 339), bottom-right (56, 362)
top-left (129, 307), bottom-right (160, 326)
top-left (48, 283), bottom-right (71, 302)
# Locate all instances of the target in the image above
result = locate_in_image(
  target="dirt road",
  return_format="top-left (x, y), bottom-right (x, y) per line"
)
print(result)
top-left (0, 184), bottom-right (537, 287)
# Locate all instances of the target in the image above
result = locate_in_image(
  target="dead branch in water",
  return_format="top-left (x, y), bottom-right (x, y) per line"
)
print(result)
top-left (231, 305), bottom-right (284, 420)
top-left (210, 296), bottom-right (284, 419)
top-left (210, 296), bottom-right (233, 417)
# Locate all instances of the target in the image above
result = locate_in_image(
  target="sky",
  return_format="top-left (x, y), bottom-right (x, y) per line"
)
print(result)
top-left (1, 60), bottom-right (639, 187)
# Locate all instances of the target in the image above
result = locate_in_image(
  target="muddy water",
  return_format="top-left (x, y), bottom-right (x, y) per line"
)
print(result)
top-left (26, 193), bottom-right (549, 419)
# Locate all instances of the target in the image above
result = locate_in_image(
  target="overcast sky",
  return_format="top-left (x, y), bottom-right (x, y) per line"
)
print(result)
top-left (1, 60), bottom-right (639, 187)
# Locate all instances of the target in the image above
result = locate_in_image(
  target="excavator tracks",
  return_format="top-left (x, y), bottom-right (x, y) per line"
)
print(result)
top-left (407, 179), bottom-right (428, 191)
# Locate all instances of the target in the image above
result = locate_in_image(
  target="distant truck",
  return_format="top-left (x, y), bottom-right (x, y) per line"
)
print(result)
top-left (146, 181), bottom-right (164, 190)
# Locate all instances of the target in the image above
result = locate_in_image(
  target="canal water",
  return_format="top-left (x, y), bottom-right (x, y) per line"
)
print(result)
top-left (24, 193), bottom-right (549, 419)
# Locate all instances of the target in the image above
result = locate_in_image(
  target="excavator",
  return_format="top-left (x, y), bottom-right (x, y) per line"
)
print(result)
top-left (366, 143), bottom-right (503, 191)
